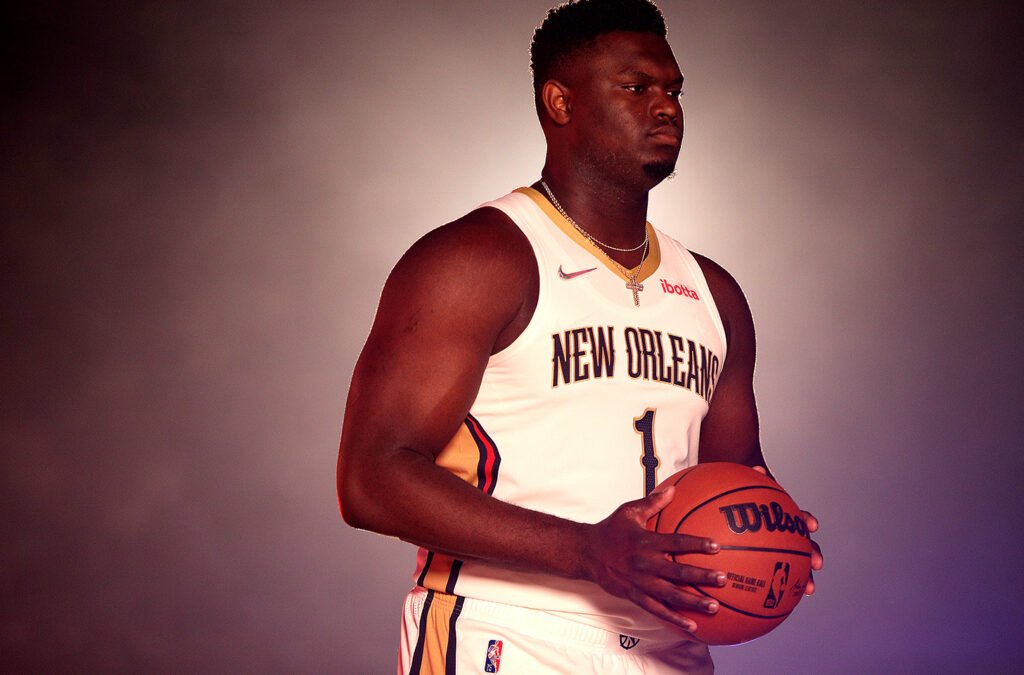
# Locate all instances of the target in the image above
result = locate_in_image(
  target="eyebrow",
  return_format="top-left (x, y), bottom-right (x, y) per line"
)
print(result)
top-left (617, 69), bottom-right (685, 85)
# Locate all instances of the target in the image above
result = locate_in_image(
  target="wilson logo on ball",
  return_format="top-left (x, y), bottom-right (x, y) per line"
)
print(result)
top-left (717, 501), bottom-right (810, 539)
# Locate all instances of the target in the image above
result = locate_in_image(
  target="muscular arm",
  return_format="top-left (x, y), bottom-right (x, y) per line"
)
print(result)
top-left (692, 253), bottom-right (767, 469)
top-left (338, 209), bottom-right (724, 631)
top-left (338, 207), bottom-right (565, 567)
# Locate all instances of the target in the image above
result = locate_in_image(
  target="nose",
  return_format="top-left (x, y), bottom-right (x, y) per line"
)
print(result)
top-left (651, 90), bottom-right (681, 124)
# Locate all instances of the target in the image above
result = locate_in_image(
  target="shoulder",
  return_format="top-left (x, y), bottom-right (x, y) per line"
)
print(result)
top-left (690, 251), bottom-right (754, 346)
top-left (405, 205), bottom-right (533, 271)
top-left (379, 203), bottom-right (538, 352)
top-left (395, 205), bottom-right (537, 306)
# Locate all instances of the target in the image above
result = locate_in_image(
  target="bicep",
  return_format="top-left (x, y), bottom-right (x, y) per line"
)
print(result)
top-left (338, 213), bottom-right (535, 513)
top-left (698, 357), bottom-right (762, 466)
top-left (695, 255), bottom-right (765, 468)
top-left (345, 285), bottom-right (497, 463)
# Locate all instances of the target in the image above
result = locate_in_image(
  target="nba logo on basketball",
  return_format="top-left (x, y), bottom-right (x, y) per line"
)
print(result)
top-left (484, 639), bottom-right (503, 673)
top-left (763, 561), bottom-right (790, 609)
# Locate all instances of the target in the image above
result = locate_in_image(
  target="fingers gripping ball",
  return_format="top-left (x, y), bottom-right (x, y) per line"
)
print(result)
top-left (647, 462), bottom-right (813, 645)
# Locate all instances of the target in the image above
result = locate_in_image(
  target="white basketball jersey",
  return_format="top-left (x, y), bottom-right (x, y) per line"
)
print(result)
top-left (414, 187), bottom-right (728, 641)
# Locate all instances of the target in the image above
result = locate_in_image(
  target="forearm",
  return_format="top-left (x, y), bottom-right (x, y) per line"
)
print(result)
top-left (339, 447), bottom-right (592, 581)
top-left (339, 441), bottom-right (727, 634)
top-left (698, 442), bottom-right (770, 474)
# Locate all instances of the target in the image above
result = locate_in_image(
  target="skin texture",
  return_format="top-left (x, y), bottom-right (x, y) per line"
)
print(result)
top-left (337, 30), bottom-right (821, 636)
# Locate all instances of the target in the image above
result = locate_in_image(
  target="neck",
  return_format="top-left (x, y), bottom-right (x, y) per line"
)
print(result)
top-left (537, 163), bottom-right (652, 267)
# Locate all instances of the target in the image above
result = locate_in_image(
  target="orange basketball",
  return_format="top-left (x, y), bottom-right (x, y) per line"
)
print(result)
top-left (647, 462), bottom-right (813, 645)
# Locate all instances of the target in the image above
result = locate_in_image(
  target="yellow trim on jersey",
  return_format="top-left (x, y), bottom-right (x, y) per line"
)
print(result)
top-left (421, 419), bottom-right (499, 593)
top-left (516, 186), bottom-right (662, 283)
top-left (421, 553), bottom-right (457, 592)
top-left (435, 423), bottom-right (479, 485)
top-left (421, 425), bottom-right (476, 593)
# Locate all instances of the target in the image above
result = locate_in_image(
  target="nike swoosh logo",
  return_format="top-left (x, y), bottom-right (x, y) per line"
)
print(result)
top-left (558, 265), bottom-right (598, 280)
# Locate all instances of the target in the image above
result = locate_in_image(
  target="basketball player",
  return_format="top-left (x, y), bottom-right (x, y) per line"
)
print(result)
top-left (337, 1), bottom-right (822, 672)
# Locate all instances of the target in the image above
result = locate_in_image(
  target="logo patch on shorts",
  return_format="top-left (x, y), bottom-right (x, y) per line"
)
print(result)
top-left (619, 635), bottom-right (640, 650)
top-left (484, 639), bottom-right (503, 673)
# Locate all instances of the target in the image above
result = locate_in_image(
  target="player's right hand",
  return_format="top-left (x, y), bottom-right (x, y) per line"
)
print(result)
top-left (581, 485), bottom-right (727, 634)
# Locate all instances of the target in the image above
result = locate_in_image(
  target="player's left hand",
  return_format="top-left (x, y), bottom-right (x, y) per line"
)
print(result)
top-left (752, 465), bottom-right (823, 595)
top-left (800, 510), bottom-right (823, 594)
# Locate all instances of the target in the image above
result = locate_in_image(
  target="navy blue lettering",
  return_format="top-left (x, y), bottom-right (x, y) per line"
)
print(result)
top-left (625, 328), bottom-right (642, 378)
top-left (638, 329), bottom-right (657, 381)
top-left (552, 332), bottom-right (571, 387)
top-left (571, 327), bottom-right (590, 381)
top-left (591, 326), bottom-right (615, 378)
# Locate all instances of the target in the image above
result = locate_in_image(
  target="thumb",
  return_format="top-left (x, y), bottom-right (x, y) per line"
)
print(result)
top-left (636, 484), bottom-right (675, 521)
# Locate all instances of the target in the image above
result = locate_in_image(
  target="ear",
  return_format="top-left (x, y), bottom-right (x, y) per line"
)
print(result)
top-left (540, 80), bottom-right (572, 126)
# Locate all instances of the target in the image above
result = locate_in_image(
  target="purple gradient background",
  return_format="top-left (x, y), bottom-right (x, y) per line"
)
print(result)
top-left (3, 1), bottom-right (1022, 672)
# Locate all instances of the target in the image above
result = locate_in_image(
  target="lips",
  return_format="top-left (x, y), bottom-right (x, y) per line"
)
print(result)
top-left (649, 125), bottom-right (682, 145)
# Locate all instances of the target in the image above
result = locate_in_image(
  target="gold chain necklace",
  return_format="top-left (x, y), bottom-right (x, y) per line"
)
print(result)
top-left (540, 180), bottom-right (648, 306)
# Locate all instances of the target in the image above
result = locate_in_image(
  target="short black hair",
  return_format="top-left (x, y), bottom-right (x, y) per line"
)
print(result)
top-left (530, 0), bottom-right (667, 110)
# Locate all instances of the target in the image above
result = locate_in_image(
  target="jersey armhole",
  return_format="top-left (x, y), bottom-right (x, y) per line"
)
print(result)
top-left (680, 245), bottom-right (728, 360)
top-left (480, 191), bottom-right (549, 367)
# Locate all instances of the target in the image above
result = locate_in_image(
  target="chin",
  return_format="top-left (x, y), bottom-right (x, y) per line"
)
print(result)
top-left (643, 159), bottom-right (678, 183)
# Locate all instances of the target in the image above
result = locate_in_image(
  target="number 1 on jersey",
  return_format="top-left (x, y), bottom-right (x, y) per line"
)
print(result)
top-left (633, 408), bottom-right (660, 495)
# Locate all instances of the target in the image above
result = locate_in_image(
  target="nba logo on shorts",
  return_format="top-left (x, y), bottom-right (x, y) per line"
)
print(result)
top-left (484, 639), bottom-right (503, 673)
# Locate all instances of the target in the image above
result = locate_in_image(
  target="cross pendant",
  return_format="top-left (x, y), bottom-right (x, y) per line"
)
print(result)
top-left (626, 276), bottom-right (643, 306)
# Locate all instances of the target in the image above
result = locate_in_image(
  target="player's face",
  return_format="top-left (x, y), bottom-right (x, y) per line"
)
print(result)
top-left (568, 32), bottom-right (684, 186)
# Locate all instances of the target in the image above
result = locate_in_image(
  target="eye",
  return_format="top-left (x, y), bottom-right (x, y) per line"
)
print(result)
top-left (624, 85), bottom-right (647, 94)
top-left (668, 88), bottom-right (684, 99)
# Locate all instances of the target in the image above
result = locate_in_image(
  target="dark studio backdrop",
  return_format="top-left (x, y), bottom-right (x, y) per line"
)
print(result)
top-left (2, 1), bottom-right (1022, 672)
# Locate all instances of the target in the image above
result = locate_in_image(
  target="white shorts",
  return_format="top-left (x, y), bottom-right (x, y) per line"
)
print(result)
top-left (397, 587), bottom-right (713, 674)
